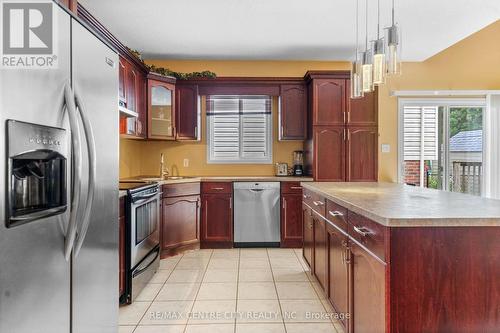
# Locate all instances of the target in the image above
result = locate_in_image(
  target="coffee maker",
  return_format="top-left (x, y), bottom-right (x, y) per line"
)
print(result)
top-left (293, 150), bottom-right (304, 176)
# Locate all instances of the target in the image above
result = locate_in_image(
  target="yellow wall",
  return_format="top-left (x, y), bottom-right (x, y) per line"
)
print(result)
top-left (120, 61), bottom-right (350, 178)
top-left (120, 20), bottom-right (500, 180)
top-left (378, 20), bottom-right (500, 181)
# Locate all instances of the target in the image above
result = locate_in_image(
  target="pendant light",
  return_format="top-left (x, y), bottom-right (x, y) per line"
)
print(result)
top-left (350, 0), bottom-right (364, 99)
top-left (361, 0), bottom-right (373, 93)
top-left (386, 0), bottom-right (402, 75)
top-left (372, 0), bottom-right (386, 85)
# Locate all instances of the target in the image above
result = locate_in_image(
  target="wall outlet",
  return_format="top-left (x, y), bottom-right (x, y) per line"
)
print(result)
top-left (183, 158), bottom-right (189, 167)
top-left (381, 144), bottom-right (391, 153)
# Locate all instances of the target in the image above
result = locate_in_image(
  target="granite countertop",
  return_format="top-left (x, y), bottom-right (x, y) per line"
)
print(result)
top-left (301, 182), bottom-right (500, 227)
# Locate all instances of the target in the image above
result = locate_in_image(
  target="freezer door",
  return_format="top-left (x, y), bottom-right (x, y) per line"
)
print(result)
top-left (0, 5), bottom-right (72, 333)
top-left (70, 19), bottom-right (119, 333)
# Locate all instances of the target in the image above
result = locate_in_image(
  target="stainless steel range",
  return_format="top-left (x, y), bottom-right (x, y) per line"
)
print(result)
top-left (119, 181), bottom-right (161, 303)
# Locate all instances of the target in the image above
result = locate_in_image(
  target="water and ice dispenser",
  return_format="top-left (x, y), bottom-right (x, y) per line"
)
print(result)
top-left (6, 120), bottom-right (68, 228)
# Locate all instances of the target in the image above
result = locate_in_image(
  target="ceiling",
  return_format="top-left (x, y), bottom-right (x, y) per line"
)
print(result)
top-left (79, 0), bottom-right (500, 61)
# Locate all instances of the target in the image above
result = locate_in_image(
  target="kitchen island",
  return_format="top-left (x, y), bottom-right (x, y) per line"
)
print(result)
top-left (300, 182), bottom-right (500, 333)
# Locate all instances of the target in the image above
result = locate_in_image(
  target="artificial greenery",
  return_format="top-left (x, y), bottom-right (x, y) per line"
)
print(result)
top-left (128, 48), bottom-right (217, 80)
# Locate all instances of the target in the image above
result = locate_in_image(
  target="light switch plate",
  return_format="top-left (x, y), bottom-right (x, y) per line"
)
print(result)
top-left (381, 144), bottom-right (391, 153)
top-left (183, 158), bottom-right (189, 167)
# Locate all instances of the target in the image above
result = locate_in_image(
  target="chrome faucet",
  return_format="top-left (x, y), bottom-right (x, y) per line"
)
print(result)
top-left (160, 153), bottom-right (169, 179)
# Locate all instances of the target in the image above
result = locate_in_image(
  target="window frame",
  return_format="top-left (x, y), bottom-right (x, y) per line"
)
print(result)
top-left (206, 95), bottom-right (273, 164)
top-left (398, 97), bottom-right (486, 193)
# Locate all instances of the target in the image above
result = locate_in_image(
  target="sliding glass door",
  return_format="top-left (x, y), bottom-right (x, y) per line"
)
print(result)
top-left (399, 99), bottom-right (485, 196)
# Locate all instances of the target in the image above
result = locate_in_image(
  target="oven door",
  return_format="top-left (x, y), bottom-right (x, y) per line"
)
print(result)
top-left (130, 192), bottom-right (160, 268)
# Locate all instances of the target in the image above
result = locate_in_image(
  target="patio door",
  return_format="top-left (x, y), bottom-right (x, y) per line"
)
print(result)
top-left (399, 99), bottom-right (485, 196)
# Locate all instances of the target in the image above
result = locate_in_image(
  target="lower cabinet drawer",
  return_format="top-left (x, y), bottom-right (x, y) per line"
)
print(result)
top-left (281, 182), bottom-right (303, 194)
top-left (348, 211), bottom-right (387, 262)
top-left (303, 188), bottom-right (326, 217)
top-left (201, 182), bottom-right (232, 194)
top-left (163, 182), bottom-right (200, 198)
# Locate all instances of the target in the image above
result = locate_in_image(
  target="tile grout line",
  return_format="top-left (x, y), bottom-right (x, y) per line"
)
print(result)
top-left (182, 249), bottom-right (213, 332)
top-left (293, 249), bottom-right (340, 333)
top-left (131, 252), bottom-right (184, 332)
top-left (267, 248), bottom-right (288, 333)
top-left (234, 248), bottom-right (241, 333)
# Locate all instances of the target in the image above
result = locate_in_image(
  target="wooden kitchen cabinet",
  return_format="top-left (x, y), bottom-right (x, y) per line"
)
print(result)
top-left (348, 90), bottom-right (378, 127)
top-left (176, 84), bottom-right (200, 140)
top-left (313, 215), bottom-right (328, 291)
top-left (160, 183), bottom-right (201, 257)
top-left (311, 78), bottom-right (346, 126)
top-left (346, 127), bottom-right (378, 182)
top-left (281, 194), bottom-right (303, 248)
top-left (201, 183), bottom-right (233, 248)
top-left (302, 204), bottom-right (314, 268)
top-left (350, 241), bottom-right (386, 333)
top-left (279, 84), bottom-right (307, 140)
top-left (327, 222), bottom-right (351, 331)
top-left (147, 74), bottom-right (176, 140)
top-left (161, 195), bottom-right (200, 256)
top-left (304, 71), bottom-right (378, 182)
top-left (119, 56), bottom-right (147, 138)
top-left (314, 126), bottom-right (345, 182)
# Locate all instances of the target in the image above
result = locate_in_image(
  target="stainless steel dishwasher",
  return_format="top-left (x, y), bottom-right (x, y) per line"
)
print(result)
top-left (233, 182), bottom-right (281, 247)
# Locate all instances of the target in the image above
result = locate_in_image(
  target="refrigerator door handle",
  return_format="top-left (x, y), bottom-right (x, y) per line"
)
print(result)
top-left (63, 83), bottom-right (83, 261)
top-left (73, 88), bottom-right (97, 257)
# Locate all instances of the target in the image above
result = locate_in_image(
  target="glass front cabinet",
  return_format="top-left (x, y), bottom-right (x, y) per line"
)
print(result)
top-left (147, 74), bottom-right (176, 140)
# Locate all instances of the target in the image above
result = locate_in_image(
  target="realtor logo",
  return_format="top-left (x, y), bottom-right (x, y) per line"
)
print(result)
top-left (1, 1), bottom-right (58, 68)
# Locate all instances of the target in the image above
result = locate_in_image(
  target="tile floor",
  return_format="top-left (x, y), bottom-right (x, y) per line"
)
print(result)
top-left (119, 248), bottom-right (344, 333)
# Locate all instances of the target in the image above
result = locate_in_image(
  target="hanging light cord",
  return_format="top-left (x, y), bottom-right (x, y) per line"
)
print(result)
top-left (392, 0), bottom-right (395, 25)
top-left (355, 0), bottom-right (359, 60)
top-left (365, 0), bottom-right (368, 50)
top-left (377, 0), bottom-right (380, 39)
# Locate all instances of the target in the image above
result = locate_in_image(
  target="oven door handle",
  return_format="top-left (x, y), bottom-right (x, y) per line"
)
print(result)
top-left (132, 192), bottom-right (159, 204)
top-left (132, 247), bottom-right (160, 278)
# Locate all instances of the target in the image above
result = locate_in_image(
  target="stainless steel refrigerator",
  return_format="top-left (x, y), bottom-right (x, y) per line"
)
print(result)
top-left (0, 3), bottom-right (119, 333)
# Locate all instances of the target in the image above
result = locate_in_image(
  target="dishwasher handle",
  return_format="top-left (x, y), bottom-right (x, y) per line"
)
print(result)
top-left (249, 189), bottom-right (264, 192)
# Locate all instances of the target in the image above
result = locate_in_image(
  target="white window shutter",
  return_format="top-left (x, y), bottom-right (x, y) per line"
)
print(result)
top-left (403, 106), bottom-right (438, 160)
top-left (208, 96), bottom-right (272, 163)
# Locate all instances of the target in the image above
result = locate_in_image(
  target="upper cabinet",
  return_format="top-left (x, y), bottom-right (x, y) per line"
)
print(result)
top-left (348, 89), bottom-right (378, 127)
top-left (304, 71), bottom-right (378, 182)
top-left (279, 84), bottom-right (307, 140)
top-left (312, 79), bottom-right (346, 126)
top-left (119, 56), bottom-right (147, 139)
top-left (147, 74), bottom-right (176, 140)
top-left (176, 84), bottom-right (200, 140)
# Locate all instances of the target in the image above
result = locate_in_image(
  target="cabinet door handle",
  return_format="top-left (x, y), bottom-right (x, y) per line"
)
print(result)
top-left (328, 210), bottom-right (343, 217)
top-left (229, 197), bottom-right (232, 209)
top-left (212, 187), bottom-right (224, 190)
top-left (344, 247), bottom-right (351, 265)
top-left (353, 226), bottom-right (372, 237)
top-left (291, 186), bottom-right (302, 190)
top-left (313, 200), bottom-right (324, 206)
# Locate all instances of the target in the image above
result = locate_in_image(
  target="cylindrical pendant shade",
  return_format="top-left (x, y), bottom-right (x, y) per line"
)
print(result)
top-left (362, 50), bottom-right (374, 93)
top-left (372, 38), bottom-right (386, 85)
top-left (386, 24), bottom-right (402, 75)
top-left (350, 60), bottom-right (364, 99)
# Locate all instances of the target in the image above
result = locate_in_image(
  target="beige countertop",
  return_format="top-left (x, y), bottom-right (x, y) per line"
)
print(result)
top-left (121, 175), bottom-right (313, 186)
top-left (119, 190), bottom-right (127, 198)
top-left (301, 182), bottom-right (500, 227)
